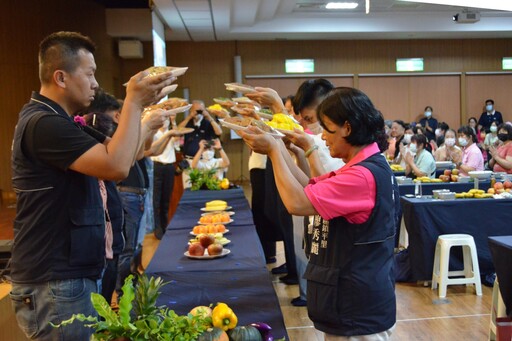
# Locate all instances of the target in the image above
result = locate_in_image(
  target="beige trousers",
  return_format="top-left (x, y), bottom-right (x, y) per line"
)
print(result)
top-left (324, 324), bottom-right (396, 341)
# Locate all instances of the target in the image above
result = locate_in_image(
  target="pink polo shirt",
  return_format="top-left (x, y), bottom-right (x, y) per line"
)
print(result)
top-left (460, 143), bottom-right (484, 176)
top-left (304, 143), bottom-right (378, 224)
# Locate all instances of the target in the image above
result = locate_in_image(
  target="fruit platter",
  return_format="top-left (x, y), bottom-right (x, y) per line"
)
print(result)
top-left (189, 233), bottom-right (231, 246)
top-left (191, 224), bottom-right (228, 235)
top-left (187, 232), bottom-right (230, 259)
top-left (198, 212), bottom-right (233, 224)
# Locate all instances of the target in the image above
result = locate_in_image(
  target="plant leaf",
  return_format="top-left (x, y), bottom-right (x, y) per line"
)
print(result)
top-left (91, 293), bottom-right (120, 327)
top-left (119, 274), bottom-right (135, 325)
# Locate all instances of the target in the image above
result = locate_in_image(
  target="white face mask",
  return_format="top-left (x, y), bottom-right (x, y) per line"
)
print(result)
top-left (435, 128), bottom-right (442, 137)
top-left (425, 111), bottom-right (432, 118)
top-left (458, 137), bottom-right (468, 147)
top-left (490, 126), bottom-right (497, 133)
top-left (403, 134), bottom-right (412, 144)
top-left (409, 143), bottom-right (418, 154)
top-left (486, 104), bottom-right (493, 112)
top-left (445, 137), bottom-right (456, 147)
top-left (307, 121), bottom-right (322, 135)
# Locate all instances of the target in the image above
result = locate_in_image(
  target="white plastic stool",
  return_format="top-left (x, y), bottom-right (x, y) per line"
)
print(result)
top-left (431, 234), bottom-right (482, 298)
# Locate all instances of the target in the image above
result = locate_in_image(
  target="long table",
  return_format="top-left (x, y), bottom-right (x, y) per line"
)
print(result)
top-left (401, 196), bottom-right (512, 281)
top-left (398, 180), bottom-right (490, 196)
top-left (488, 236), bottom-right (512, 316)
top-left (146, 188), bottom-right (288, 339)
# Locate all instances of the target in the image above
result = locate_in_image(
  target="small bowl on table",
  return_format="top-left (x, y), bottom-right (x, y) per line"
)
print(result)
top-left (468, 171), bottom-right (492, 180)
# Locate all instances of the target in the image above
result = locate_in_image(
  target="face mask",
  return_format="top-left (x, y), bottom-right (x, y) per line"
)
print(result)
top-left (403, 134), bottom-right (412, 144)
top-left (490, 126), bottom-right (497, 133)
top-left (458, 137), bottom-right (468, 147)
top-left (195, 113), bottom-right (203, 121)
top-left (409, 143), bottom-right (418, 154)
top-left (202, 150), bottom-right (214, 160)
top-left (435, 128), bottom-right (442, 137)
top-left (486, 104), bottom-right (493, 112)
top-left (307, 121), bottom-right (322, 135)
top-left (498, 133), bottom-right (509, 142)
top-left (445, 138), bottom-right (456, 147)
top-left (424, 111), bottom-right (432, 118)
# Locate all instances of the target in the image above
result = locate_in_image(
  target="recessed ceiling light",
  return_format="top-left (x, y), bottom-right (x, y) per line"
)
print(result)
top-left (326, 2), bottom-right (359, 10)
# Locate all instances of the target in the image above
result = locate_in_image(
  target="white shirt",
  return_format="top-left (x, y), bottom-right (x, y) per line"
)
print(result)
top-left (151, 129), bottom-right (176, 164)
top-left (196, 158), bottom-right (226, 180)
top-left (248, 152), bottom-right (267, 170)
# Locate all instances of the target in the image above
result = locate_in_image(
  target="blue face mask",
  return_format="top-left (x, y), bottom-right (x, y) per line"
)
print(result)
top-left (486, 104), bottom-right (493, 112)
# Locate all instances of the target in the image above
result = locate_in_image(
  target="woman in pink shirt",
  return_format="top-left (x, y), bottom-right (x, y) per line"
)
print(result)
top-left (489, 124), bottom-right (512, 174)
top-left (453, 125), bottom-right (484, 176)
top-left (239, 87), bottom-right (397, 340)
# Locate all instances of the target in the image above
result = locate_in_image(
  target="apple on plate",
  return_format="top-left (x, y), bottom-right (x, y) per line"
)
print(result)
top-left (188, 242), bottom-right (205, 256)
top-left (207, 243), bottom-right (223, 256)
top-left (444, 169), bottom-right (452, 176)
top-left (199, 234), bottom-right (215, 248)
top-left (494, 182), bottom-right (504, 190)
top-left (451, 174), bottom-right (459, 182)
top-left (504, 180), bottom-right (512, 189)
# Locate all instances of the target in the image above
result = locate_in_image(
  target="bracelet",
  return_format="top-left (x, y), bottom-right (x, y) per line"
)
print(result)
top-left (305, 145), bottom-right (319, 157)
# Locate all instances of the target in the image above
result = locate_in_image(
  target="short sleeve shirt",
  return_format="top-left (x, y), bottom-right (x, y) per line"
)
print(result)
top-left (414, 150), bottom-right (436, 178)
top-left (493, 142), bottom-right (512, 174)
top-left (304, 143), bottom-right (379, 224)
top-left (461, 143), bottom-right (485, 176)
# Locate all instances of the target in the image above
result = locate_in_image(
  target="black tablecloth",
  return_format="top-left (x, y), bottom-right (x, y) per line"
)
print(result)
top-left (146, 188), bottom-right (288, 339)
top-left (398, 181), bottom-right (490, 196)
top-left (169, 188), bottom-right (254, 230)
top-left (401, 196), bottom-right (512, 281)
top-left (488, 236), bottom-right (512, 317)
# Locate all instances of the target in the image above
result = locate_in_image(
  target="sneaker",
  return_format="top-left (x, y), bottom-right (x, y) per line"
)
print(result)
top-left (291, 297), bottom-right (307, 307)
top-left (481, 273), bottom-right (496, 287)
top-left (271, 264), bottom-right (287, 275)
top-left (279, 274), bottom-right (299, 285)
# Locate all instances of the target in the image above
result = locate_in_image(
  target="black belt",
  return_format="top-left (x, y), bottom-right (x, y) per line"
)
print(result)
top-left (117, 186), bottom-right (147, 195)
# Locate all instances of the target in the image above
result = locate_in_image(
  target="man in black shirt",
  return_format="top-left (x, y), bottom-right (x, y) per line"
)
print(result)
top-left (478, 99), bottom-right (503, 132)
top-left (10, 31), bottom-right (175, 340)
top-left (178, 100), bottom-right (223, 158)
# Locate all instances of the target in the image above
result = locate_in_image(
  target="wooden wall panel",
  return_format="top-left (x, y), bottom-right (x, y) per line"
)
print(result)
top-left (359, 77), bottom-right (410, 121)
top-left (409, 76), bottom-right (461, 130)
top-left (466, 75), bottom-right (512, 124)
top-left (0, 0), bottom-right (116, 193)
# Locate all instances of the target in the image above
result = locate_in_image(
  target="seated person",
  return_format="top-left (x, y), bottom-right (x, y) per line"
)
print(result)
top-left (434, 128), bottom-right (462, 162)
top-left (394, 125), bottom-right (413, 168)
top-left (489, 124), bottom-right (512, 174)
top-left (404, 134), bottom-right (436, 178)
top-left (484, 121), bottom-right (499, 160)
top-left (453, 125), bottom-right (484, 176)
top-left (190, 138), bottom-right (230, 181)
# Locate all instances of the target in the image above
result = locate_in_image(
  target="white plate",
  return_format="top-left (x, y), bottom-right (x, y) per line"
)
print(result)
top-left (219, 119), bottom-right (284, 138)
top-left (468, 171), bottom-right (493, 180)
top-left (168, 67), bottom-right (189, 77)
top-left (197, 219), bottom-right (233, 225)
top-left (165, 104), bottom-right (192, 115)
top-left (188, 238), bottom-right (231, 246)
top-left (200, 205), bottom-right (233, 212)
top-left (184, 248), bottom-right (230, 259)
top-left (168, 127), bottom-right (194, 136)
top-left (225, 83), bottom-right (256, 94)
top-left (190, 229), bottom-right (229, 236)
top-left (161, 84), bottom-right (178, 94)
top-left (258, 112), bottom-right (274, 120)
top-left (201, 211), bottom-right (235, 217)
top-left (231, 96), bottom-right (254, 104)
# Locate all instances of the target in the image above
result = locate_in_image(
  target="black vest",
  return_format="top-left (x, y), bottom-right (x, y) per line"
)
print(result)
top-left (105, 181), bottom-right (125, 255)
top-left (304, 152), bottom-right (398, 336)
top-left (11, 93), bottom-right (105, 283)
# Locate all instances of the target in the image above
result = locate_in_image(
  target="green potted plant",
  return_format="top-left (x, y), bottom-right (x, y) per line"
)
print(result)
top-left (52, 274), bottom-right (210, 340)
top-left (187, 168), bottom-right (221, 191)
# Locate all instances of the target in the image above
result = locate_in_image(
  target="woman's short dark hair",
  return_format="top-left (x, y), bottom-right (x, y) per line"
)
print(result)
top-left (85, 88), bottom-right (120, 114)
top-left (438, 122), bottom-right (449, 132)
top-left (498, 124), bottom-right (512, 140)
top-left (292, 79), bottom-right (334, 115)
top-left (468, 117), bottom-right (478, 124)
top-left (84, 112), bottom-right (115, 137)
top-left (457, 125), bottom-right (477, 143)
top-left (39, 31), bottom-right (96, 84)
top-left (318, 87), bottom-right (384, 146)
top-left (411, 134), bottom-right (427, 149)
top-left (414, 126), bottom-right (425, 136)
top-left (486, 99), bottom-right (495, 105)
top-left (393, 120), bottom-right (407, 130)
top-left (424, 106), bottom-right (433, 112)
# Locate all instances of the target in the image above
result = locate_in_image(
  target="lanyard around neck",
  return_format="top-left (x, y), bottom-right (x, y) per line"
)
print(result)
top-left (30, 98), bottom-right (59, 115)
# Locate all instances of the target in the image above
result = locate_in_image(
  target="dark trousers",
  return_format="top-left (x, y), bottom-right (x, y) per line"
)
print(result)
top-left (265, 160), bottom-right (297, 277)
top-left (153, 161), bottom-right (175, 233)
top-left (250, 168), bottom-right (276, 260)
top-left (101, 256), bottom-right (118, 305)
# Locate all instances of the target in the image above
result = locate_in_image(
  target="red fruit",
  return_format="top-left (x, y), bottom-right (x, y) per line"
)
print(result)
top-left (504, 180), bottom-right (512, 189)
top-left (207, 243), bottom-right (223, 256)
top-left (494, 182), bottom-right (504, 190)
top-left (199, 234), bottom-right (215, 248)
top-left (444, 169), bottom-right (452, 176)
top-left (188, 242), bottom-right (205, 256)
